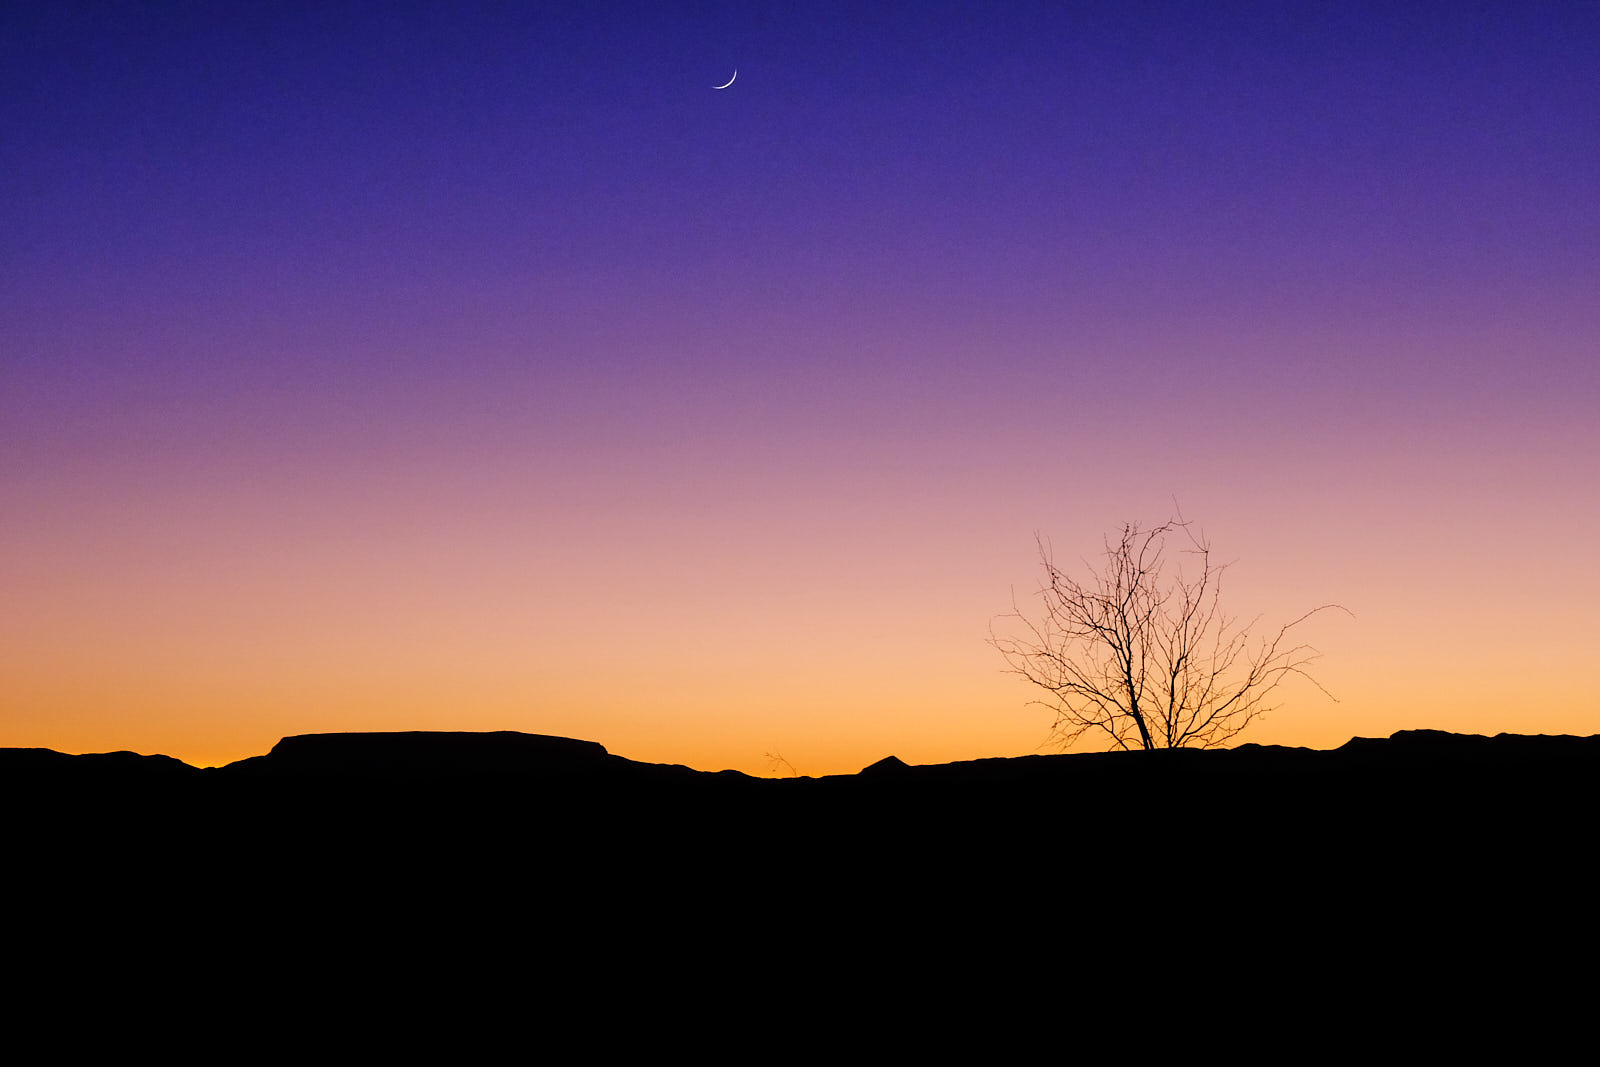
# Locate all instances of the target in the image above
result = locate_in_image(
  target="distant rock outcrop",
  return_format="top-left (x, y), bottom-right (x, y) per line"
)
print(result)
top-left (220, 730), bottom-right (614, 779)
top-left (0, 747), bottom-right (199, 784)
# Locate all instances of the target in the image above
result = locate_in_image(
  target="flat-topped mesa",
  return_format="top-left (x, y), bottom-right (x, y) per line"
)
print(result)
top-left (1332, 729), bottom-right (1600, 765)
top-left (249, 730), bottom-right (614, 778)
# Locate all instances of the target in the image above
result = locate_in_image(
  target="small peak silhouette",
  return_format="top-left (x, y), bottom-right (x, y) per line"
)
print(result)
top-left (861, 755), bottom-right (911, 776)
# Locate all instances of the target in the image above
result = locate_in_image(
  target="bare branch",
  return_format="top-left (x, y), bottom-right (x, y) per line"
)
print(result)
top-left (989, 519), bottom-right (1347, 752)
top-left (763, 752), bottom-right (800, 778)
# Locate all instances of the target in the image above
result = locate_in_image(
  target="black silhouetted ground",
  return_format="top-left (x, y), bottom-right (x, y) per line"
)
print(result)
top-left (8, 729), bottom-right (1593, 1045)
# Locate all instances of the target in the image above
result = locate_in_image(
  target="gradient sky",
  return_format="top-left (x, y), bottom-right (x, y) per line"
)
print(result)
top-left (4, 1), bottom-right (1597, 773)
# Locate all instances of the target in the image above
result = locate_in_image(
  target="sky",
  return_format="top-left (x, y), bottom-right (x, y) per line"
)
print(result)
top-left (4, 1), bottom-right (1597, 774)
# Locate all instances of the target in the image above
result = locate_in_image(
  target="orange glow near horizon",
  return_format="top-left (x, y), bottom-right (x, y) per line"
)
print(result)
top-left (4, 7), bottom-right (1597, 773)
top-left (7, 384), bottom-right (1597, 776)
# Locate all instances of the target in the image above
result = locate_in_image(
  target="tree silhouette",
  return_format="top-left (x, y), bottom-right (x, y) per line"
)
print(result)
top-left (764, 752), bottom-right (800, 778)
top-left (990, 519), bottom-right (1346, 751)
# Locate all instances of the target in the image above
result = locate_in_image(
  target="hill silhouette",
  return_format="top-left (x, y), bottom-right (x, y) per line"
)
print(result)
top-left (9, 728), bottom-right (1592, 1039)
top-left (8, 725), bottom-right (1597, 798)
top-left (8, 727), bottom-right (1598, 837)
top-left (8, 727), bottom-right (1593, 897)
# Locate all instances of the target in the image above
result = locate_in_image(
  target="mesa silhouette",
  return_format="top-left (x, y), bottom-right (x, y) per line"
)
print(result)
top-left (8, 725), bottom-right (1597, 784)
top-left (8, 727), bottom-right (1595, 845)
top-left (10, 727), bottom-right (1591, 1010)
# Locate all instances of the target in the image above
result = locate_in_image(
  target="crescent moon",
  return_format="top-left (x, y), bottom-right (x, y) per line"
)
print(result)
top-left (712, 70), bottom-right (737, 90)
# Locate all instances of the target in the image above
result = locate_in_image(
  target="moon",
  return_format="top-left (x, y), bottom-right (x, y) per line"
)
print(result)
top-left (712, 70), bottom-right (737, 90)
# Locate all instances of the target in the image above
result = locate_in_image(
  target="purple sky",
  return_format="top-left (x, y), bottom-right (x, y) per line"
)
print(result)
top-left (4, 3), bottom-right (1597, 769)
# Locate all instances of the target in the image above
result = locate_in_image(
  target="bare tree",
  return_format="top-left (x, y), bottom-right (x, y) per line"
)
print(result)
top-left (764, 752), bottom-right (800, 778)
top-left (990, 519), bottom-right (1346, 751)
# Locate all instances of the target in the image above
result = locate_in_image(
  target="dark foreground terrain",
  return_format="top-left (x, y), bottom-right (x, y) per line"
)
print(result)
top-left (10, 727), bottom-right (1595, 855)
top-left (8, 729), bottom-right (1594, 1046)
